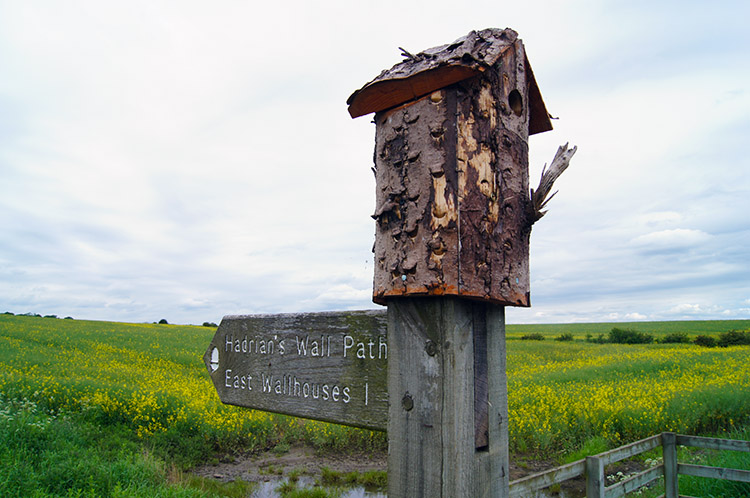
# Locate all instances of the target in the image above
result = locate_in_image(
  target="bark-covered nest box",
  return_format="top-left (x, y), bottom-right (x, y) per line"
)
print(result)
top-left (349, 28), bottom-right (553, 307)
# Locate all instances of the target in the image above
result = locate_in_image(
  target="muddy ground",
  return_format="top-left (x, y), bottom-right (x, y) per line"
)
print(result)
top-left (193, 445), bottom-right (386, 485)
top-left (193, 445), bottom-right (646, 497)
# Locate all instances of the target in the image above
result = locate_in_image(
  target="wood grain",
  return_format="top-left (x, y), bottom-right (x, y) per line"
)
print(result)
top-left (204, 310), bottom-right (388, 430)
top-left (386, 298), bottom-right (508, 497)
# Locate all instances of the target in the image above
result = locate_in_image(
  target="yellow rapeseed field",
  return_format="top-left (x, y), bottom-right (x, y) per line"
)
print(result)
top-left (0, 316), bottom-right (276, 449)
top-left (508, 341), bottom-right (750, 451)
top-left (1, 314), bottom-right (748, 455)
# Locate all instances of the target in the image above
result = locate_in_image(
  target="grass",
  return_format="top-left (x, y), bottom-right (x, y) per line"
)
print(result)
top-left (614, 427), bottom-right (750, 498)
top-left (0, 314), bottom-right (384, 464)
top-left (561, 435), bottom-right (609, 464)
top-left (319, 466), bottom-right (387, 490)
top-left (0, 396), bottom-right (215, 498)
top-left (677, 426), bottom-right (750, 497)
top-left (0, 314), bottom-right (385, 497)
top-left (508, 339), bottom-right (750, 453)
top-left (1, 313), bottom-right (749, 496)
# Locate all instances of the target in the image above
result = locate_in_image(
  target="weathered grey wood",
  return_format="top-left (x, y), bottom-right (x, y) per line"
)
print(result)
top-left (478, 305), bottom-right (509, 497)
top-left (598, 434), bottom-right (662, 466)
top-left (509, 431), bottom-right (750, 497)
top-left (604, 465), bottom-right (664, 498)
top-left (663, 432), bottom-right (679, 498)
top-left (203, 310), bottom-right (388, 430)
top-left (387, 298), bottom-right (505, 497)
top-left (386, 297), bottom-right (473, 497)
top-left (530, 143), bottom-right (577, 222)
top-left (586, 456), bottom-right (605, 498)
top-left (678, 463), bottom-right (750, 483)
top-left (509, 459), bottom-right (585, 497)
top-left (676, 433), bottom-right (750, 452)
top-left (474, 308), bottom-right (489, 449)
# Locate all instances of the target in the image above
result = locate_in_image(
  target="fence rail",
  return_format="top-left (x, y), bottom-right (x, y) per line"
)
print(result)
top-left (508, 460), bottom-right (586, 497)
top-left (508, 432), bottom-right (749, 498)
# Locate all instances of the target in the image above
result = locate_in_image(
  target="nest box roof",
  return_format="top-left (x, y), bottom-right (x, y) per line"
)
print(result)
top-left (347, 28), bottom-right (553, 135)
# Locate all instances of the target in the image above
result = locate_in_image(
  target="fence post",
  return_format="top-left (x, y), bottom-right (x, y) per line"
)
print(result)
top-left (662, 432), bottom-right (678, 498)
top-left (586, 456), bottom-right (605, 498)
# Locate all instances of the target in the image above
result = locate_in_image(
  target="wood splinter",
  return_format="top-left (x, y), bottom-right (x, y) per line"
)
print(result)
top-left (530, 143), bottom-right (577, 223)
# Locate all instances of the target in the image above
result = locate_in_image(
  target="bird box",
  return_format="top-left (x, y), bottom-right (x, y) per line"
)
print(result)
top-left (348, 28), bottom-right (553, 307)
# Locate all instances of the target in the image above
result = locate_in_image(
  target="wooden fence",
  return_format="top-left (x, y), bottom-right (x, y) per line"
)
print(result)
top-left (509, 432), bottom-right (750, 498)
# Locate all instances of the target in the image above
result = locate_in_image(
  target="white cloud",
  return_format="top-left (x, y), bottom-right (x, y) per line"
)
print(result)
top-left (1, 1), bottom-right (749, 324)
top-left (669, 304), bottom-right (703, 315)
top-left (637, 211), bottom-right (683, 228)
top-left (604, 312), bottom-right (647, 322)
top-left (630, 229), bottom-right (711, 250)
top-left (603, 312), bottom-right (647, 322)
top-left (666, 303), bottom-right (731, 318)
top-left (301, 284), bottom-right (374, 310)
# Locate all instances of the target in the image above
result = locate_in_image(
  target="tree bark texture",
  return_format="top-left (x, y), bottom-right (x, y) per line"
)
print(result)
top-left (372, 39), bottom-right (533, 307)
top-left (347, 28), bottom-right (552, 136)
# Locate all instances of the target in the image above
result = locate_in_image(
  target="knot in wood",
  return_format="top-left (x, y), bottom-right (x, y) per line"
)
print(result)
top-left (425, 340), bottom-right (438, 357)
top-left (401, 393), bottom-right (414, 411)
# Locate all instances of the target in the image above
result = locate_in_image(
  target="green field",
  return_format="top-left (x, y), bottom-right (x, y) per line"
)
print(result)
top-left (1, 313), bottom-right (749, 497)
top-left (508, 318), bottom-right (750, 340)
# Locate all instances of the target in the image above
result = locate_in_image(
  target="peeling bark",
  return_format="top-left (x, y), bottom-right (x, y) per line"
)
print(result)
top-left (372, 39), bottom-right (535, 307)
top-left (348, 27), bottom-right (553, 136)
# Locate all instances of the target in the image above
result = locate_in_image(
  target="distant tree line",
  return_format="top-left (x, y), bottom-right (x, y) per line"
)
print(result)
top-left (518, 326), bottom-right (750, 348)
top-left (4, 312), bottom-right (218, 327)
top-left (585, 327), bottom-right (750, 347)
top-left (154, 319), bottom-right (218, 327)
top-left (2, 311), bottom-right (73, 319)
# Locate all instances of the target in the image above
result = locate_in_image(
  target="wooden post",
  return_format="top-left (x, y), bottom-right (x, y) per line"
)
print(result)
top-left (387, 297), bottom-right (508, 497)
top-left (586, 455), bottom-right (605, 498)
top-left (479, 305), bottom-right (510, 497)
top-left (348, 28), bottom-right (571, 497)
top-left (662, 431), bottom-right (679, 498)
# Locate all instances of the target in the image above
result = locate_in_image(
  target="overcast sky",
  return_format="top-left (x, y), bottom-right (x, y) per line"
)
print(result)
top-left (1, 1), bottom-right (748, 325)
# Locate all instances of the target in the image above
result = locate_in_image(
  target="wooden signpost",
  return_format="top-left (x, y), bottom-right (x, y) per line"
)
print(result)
top-left (203, 310), bottom-right (388, 430)
top-left (205, 27), bottom-right (574, 498)
top-left (347, 27), bottom-right (573, 497)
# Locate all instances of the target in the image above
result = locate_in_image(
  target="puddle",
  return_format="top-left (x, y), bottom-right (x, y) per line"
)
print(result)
top-left (249, 477), bottom-right (386, 497)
